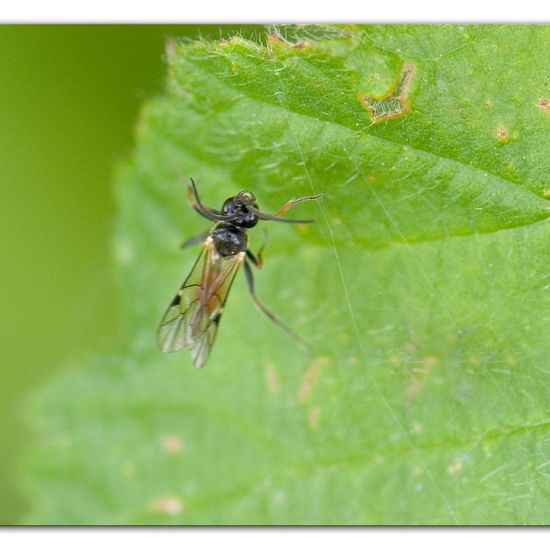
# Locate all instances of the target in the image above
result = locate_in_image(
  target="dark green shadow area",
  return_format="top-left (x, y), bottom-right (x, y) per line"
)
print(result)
top-left (0, 24), bottom-right (261, 525)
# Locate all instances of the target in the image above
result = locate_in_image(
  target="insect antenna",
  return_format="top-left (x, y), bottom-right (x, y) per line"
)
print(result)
top-left (248, 206), bottom-right (314, 224)
top-left (187, 178), bottom-right (240, 222)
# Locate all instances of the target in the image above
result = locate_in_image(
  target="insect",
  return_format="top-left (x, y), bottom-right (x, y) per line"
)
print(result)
top-left (157, 178), bottom-right (322, 369)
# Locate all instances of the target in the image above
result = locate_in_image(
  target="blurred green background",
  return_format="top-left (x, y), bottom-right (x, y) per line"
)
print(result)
top-left (0, 24), bottom-right (259, 525)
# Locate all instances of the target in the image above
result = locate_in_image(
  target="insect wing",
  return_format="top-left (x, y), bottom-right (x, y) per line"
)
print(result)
top-left (157, 243), bottom-right (208, 354)
top-left (157, 238), bottom-right (244, 368)
top-left (187, 246), bottom-right (244, 368)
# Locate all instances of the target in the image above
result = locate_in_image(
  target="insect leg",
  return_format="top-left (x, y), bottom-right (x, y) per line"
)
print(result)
top-left (180, 231), bottom-right (210, 250)
top-left (246, 249), bottom-right (262, 268)
top-left (246, 229), bottom-right (268, 268)
top-left (243, 260), bottom-right (310, 350)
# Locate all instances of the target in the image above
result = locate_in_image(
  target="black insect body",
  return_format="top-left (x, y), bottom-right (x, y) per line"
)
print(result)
top-left (210, 224), bottom-right (248, 257)
top-left (157, 179), bottom-right (322, 369)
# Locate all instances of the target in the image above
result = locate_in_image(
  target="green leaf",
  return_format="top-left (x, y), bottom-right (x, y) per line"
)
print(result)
top-left (23, 25), bottom-right (550, 525)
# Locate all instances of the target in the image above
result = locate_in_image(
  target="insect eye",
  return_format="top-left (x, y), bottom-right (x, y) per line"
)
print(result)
top-left (237, 191), bottom-right (255, 203)
top-left (222, 198), bottom-right (237, 215)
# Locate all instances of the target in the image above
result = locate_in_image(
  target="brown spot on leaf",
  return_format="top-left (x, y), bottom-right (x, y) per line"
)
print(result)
top-left (496, 124), bottom-right (510, 143)
top-left (360, 62), bottom-right (417, 123)
top-left (268, 32), bottom-right (308, 50)
top-left (406, 355), bottom-right (439, 405)
top-left (406, 379), bottom-right (420, 402)
top-left (536, 97), bottom-right (550, 111)
top-left (298, 365), bottom-right (320, 402)
top-left (297, 356), bottom-right (330, 402)
top-left (307, 406), bottom-right (321, 429)
top-left (150, 496), bottom-right (184, 516)
top-left (447, 458), bottom-right (464, 476)
top-left (161, 435), bottom-right (185, 454)
top-left (265, 364), bottom-right (280, 394)
top-left (505, 352), bottom-right (517, 366)
top-left (422, 355), bottom-right (439, 370)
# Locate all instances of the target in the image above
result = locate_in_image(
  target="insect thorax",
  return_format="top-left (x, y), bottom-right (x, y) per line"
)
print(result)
top-left (210, 224), bottom-right (248, 257)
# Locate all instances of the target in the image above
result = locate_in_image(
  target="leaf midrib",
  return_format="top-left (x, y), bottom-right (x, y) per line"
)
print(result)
top-left (166, 54), bottom-right (550, 249)
top-left (183, 46), bottom-right (549, 206)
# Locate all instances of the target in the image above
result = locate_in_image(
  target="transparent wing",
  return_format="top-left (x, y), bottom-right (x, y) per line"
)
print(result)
top-left (157, 237), bottom-right (244, 368)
